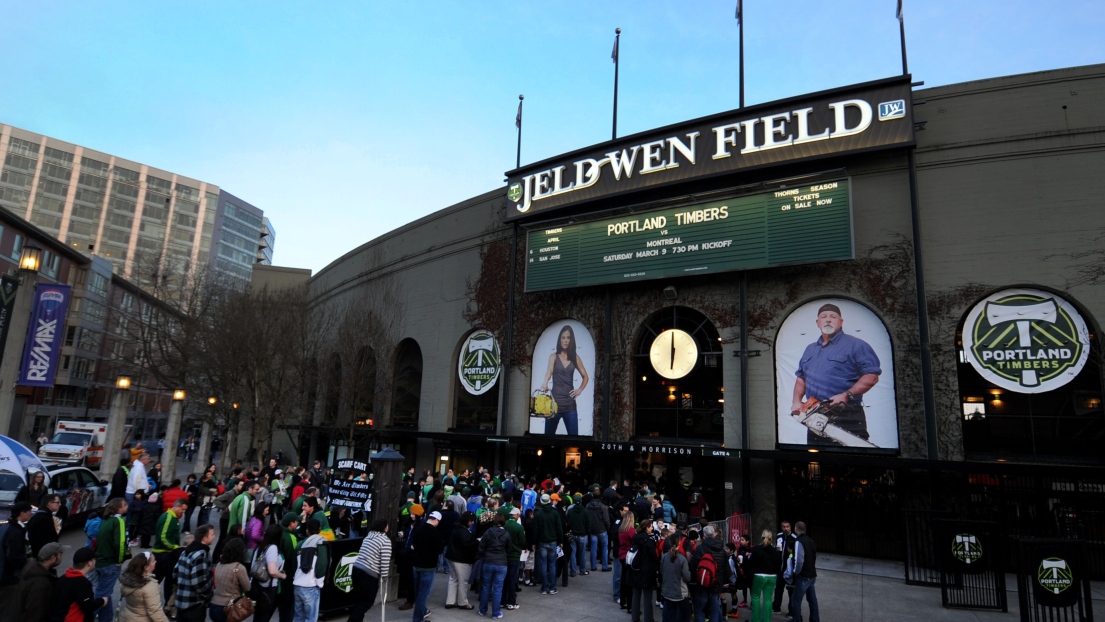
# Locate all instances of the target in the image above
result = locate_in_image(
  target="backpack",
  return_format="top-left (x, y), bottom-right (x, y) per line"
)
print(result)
top-left (695, 551), bottom-right (718, 588)
top-left (626, 544), bottom-right (642, 570)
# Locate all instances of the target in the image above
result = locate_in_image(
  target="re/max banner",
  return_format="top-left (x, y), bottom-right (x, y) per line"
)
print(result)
top-left (18, 284), bottom-right (71, 387)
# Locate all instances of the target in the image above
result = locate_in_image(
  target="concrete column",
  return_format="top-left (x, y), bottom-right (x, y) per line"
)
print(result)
top-left (0, 271), bottom-right (36, 437)
top-left (162, 397), bottom-right (184, 480)
top-left (99, 388), bottom-right (130, 478)
top-left (197, 421), bottom-right (213, 469)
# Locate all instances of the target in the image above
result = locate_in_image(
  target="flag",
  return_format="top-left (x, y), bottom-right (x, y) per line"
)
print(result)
top-left (611, 37), bottom-right (618, 63)
top-left (735, 0), bottom-right (742, 25)
top-left (896, 0), bottom-right (903, 22)
top-left (515, 100), bottom-right (522, 128)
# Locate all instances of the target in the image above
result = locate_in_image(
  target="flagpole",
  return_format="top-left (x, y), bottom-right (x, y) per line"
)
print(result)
top-left (612, 27), bottom-right (620, 140)
top-left (898, 0), bottom-right (909, 74)
top-left (515, 94), bottom-right (524, 169)
top-left (737, 0), bottom-right (744, 108)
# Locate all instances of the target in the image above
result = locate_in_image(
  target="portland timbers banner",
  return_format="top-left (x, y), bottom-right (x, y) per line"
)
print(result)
top-left (18, 284), bottom-right (71, 387)
top-left (458, 330), bottom-right (501, 395)
top-left (0, 276), bottom-right (18, 361)
top-left (961, 289), bottom-right (1090, 394)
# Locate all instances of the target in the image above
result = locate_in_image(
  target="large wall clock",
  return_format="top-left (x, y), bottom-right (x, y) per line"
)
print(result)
top-left (649, 329), bottom-right (698, 379)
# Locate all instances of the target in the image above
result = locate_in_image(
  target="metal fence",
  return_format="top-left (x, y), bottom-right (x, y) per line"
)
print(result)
top-left (1015, 538), bottom-right (1095, 622)
top-left (937, 519), bottom-right (1008, 612)
top-left (904, 509), bottom-right (952, 586)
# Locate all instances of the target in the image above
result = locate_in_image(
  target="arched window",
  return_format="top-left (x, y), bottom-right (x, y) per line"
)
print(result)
top-left (634, 306), bottom-right (723, 441)
top-left (323, 353), bottom-right (341, 422)
top-left (391, 339), bottom-right (422, 429)
top-left (454, 331), bottom-right (501, 432)
top-left (351, 346), bottom-right (377, 425)
top-left (957, 288), bottom-right (1103, 462)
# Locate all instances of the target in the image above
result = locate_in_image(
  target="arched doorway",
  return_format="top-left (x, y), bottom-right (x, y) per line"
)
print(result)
top-left (390, 339), bottom-right (422, 429)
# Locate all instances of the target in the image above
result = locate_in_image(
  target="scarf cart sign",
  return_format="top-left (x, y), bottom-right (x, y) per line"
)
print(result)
top-left (504, 76), bottom-right (913, 222)
top-left (329, 459), bottom-right (373, 511)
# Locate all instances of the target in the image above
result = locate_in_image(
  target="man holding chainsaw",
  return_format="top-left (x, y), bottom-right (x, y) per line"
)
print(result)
top-left (790, 304), bottom-right (881, 446)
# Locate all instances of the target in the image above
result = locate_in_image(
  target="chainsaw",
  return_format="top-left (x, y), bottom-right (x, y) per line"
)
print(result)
top-left (791, 397), bottom-right (878, 448)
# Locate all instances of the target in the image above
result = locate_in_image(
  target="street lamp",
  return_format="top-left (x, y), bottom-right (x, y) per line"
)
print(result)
top-left (18, 242), bottom-right (43, 272)
top-left (0, 242), bottom-right (43, 436)
top-left (208, 396), bottom-right (217, 406)
top-left (100, 374), bottom-right (134, 477)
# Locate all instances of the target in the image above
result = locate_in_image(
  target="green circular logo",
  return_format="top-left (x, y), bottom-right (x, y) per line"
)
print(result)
top-left (333, 552), bottom-right (358, 593)
top-left (458, 331), bottom-right (501, 395)
top-left (1037, 557), bottom-right (1073, 595)
top-left (951, 533), bottom-right (982, 564)
top-left (962, 289), bottom-right (1090, 394)
top-left (507, 183), bottom-right (522, 202)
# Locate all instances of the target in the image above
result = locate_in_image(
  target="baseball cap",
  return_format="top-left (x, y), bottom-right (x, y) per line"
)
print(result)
top-left (72, 547), bottom-right (95, 565)
top-left (275, 469), bottom-right (283, 475)
top-left (540, 493), bottom-right (551, 504)
top-left (509, 507), bottom-right (521, 516)
top-left (281, 512), bottom-right (301, 527)
top-left (428, 511), bottom-right (443, 520)
top-left (410, 504), bottom-right (425, 517)
top-left (550, 493), bottom-right (561, 502)
top-left (37, 542), bottom-right (64, 561)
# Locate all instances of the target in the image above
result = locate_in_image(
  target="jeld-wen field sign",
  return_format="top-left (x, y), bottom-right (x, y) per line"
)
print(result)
top-left (525, 179), bottom-right (851, 292)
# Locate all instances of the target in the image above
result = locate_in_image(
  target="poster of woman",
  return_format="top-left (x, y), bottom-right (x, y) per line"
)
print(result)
top-left (530, 320), bottom-right (595, 436)
top-left (775, 298), bottom-right (899, 450)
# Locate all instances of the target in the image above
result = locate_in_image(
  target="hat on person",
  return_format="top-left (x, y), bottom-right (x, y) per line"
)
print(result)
top-left (509, 507), bottom-right (521, 516)
top-left (550, 493), bottom-right (561, 502)
top-left (410, 504), bottom-right (425, 517)
top-left (572, 493), bottom-right (582, 501)
top-left (72, 547), bottom-right (95, 565)
top-left (817, 303), bottom-right (842, 316)
top-left (407, 491), bottom-right (417, 499)
top-left (275, 469), bottom-right (283, 475)
top-left (540, 493), bottom-right (551, 505)
top-left (428, 511), bottom-right (442, 521)
top-left (37, 542), bottom-right (64, 561)
top-left (462, 486), bottom-right (472, 495)
top-left (10, 502), bottom-right (32, 517)
top-left (281, 512), bottom-right (301, 527)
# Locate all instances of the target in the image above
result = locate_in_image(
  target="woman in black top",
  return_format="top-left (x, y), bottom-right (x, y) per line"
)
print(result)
top-left (628, 519), bottom-right (659, 622)
top-left (746, 529), bottom-right (783, 622)
top-left (445, 512), bottom-right (477, 610)
top-left (15, 470), bottom-right (49, 508)
top-left (477, 514), bottom-right (512, 618)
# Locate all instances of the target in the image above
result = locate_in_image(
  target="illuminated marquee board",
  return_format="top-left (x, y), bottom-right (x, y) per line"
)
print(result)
top-left (524, 179), bottom-right (851, 292)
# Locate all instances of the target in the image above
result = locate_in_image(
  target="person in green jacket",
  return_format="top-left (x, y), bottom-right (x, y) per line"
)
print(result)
top-left (292, 486), bottom-right (318, 516)
top-left (228, 480), bottom-right (259, 531)
top-left (301, 496), bottom-right (335, 540)
top-left (94, 497), bottom-right (129, 622)
top-left (502, 507), bottom-right (526, 610)
top-left (153, 498), bottom-right (187, 618)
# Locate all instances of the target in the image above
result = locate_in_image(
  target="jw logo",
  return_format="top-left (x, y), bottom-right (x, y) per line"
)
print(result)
top-left (952, 533), bottom-right (983, 565)
top-left (1037, 558), bottom-right (1073, 595)
top-left (962, 290), bottom-right (1090, 394)
top-left (878, 99), bottom-right (906, 121)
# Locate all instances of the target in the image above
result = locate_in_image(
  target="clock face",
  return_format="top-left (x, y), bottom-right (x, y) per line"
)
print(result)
top-left (649, 329), bottom-right (699, 379)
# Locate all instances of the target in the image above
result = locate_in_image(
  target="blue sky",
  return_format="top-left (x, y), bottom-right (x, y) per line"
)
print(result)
top-left (2, 1), bottom-right (1102, 273)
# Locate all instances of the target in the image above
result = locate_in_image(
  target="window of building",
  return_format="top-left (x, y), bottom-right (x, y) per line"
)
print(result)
top-left (634, 306), bottom-right (724, 442)
top-left (391, 339), bottom-right (422, 429)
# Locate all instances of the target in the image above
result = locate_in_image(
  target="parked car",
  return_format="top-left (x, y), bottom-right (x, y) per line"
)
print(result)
top-left (0, 462), bottom-right (110, 525)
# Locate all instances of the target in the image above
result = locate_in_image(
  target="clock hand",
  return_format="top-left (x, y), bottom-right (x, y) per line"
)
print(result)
top-left (670, 332), bottom-right (676, 370)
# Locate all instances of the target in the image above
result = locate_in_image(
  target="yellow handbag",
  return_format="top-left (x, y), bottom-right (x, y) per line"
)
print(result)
top-left (530, 390), bottom-right (558, 418)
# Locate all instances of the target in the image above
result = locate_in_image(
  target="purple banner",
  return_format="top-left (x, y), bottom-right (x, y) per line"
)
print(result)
top-left (18, 284), bottom-right (71, 387)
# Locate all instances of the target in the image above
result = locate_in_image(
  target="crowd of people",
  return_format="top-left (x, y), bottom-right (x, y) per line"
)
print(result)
top-left (0, 454), bottom-right (821, 622)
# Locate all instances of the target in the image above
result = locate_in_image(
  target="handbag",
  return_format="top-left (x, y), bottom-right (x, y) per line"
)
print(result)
top-left (226, 594), bottom-right (255, 622)
top-left (250, 548), bottom-right (271, 582)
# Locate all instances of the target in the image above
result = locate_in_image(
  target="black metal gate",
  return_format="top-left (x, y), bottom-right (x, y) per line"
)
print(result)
top-left (937, 519), bottom-right (1008, 612)
top-left (904, 509), bottom-right (951, 586)
top-left (1015, 539), bottom-right (1095, 622)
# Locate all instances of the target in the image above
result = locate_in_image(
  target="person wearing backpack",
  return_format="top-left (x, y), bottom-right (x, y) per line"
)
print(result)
top-left (689, 524), bottom-right (725, 622)
top-left (627, 519), bottom-right (659, 622)
top-left (660, 532), bottom-right (691, 622)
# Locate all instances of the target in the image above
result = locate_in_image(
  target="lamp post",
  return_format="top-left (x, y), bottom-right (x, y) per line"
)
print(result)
top-left (99, 375), bottom-right (132, 477)
top-left (0, 243), bottom-right (43, 437)
top-left (162, 390), bottom-right (185, 480)
top-left (197, 396), bottom-right (215, 470)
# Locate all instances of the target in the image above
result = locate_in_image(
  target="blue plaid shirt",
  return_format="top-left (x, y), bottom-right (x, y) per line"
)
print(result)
top-left (172, 544), bottom-right (212, 610)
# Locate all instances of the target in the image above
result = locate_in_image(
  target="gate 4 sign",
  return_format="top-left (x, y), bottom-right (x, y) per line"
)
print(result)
top-left (458, 331), bottom-right (501, 395)
top-left (962, 289), bottom-right (1090, 394)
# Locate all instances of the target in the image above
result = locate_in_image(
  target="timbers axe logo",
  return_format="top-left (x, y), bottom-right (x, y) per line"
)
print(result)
top-left (333, 552), bottom-right (358, 593)
top-left (458, 330), bottom-right (501, 395)
top-left (952, 533), bottom-right (982, 564)
top-left (507, 183), bottom-right (523, 203)
top-left (1037, 557), bottom-right (1073, 595)
top-left (961, 289), bottom-right (1090, 394)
